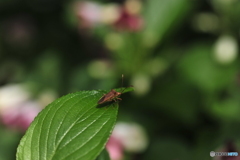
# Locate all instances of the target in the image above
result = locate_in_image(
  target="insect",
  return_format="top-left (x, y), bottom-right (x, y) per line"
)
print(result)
top-left (97, 75), bottom-right (129, 104)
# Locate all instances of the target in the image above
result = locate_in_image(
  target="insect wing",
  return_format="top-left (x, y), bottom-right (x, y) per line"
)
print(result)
top-left (97, 89), bottom-right (122, 104)
top-left (98, 90), bottom-right (115, 104)
top-left (97, 96), bottom-right (108, 104)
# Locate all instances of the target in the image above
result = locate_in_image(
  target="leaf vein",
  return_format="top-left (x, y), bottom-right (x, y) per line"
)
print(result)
top-left (40, 94), bottom-right (79, 160)
top-left (59, 110), bottom-right (110, 159)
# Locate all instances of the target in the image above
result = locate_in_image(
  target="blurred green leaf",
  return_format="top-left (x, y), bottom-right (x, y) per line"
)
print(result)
top-left (64, 3), bottom-right (79, 28)
top-left (16, 88), bottom-right (133, 160)
top-left (96, 148), bottom-right (110, 160)
top-left (26, 51), bottom-right (61, 92)
top-left (143, 0), bottom-right (191, 47)
top-left (178, 44), bottom-right (238, 92)
top-left (212, 98), bottom-right (240, 121)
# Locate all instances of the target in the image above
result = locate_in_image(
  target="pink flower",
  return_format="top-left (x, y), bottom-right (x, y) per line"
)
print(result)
top-left (113, 8), bottom-right (143, 32)
top-left (1, 102), bottom-right (41, 131)
top-left (106, 136), bottom-right (124, 160)
top-left (0, 84), bottom-right (56, 132)
top-left (73, 0), bottom-right (144, 31)
top-left (75, 1), bottom-right (102, 28)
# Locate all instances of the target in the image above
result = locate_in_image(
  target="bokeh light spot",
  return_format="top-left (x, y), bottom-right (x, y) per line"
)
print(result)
top-left (213, 35), bottom-right (238, 64)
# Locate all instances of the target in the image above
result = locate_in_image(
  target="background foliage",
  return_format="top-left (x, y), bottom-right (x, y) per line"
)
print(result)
top-left (0, 0), bottom-right (240, 160)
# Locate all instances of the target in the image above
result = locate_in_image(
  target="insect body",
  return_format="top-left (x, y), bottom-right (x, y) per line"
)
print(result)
top-left (97, 89), bottom-right (122, 104)
top-left (97, 74), bottom-right (129, 105)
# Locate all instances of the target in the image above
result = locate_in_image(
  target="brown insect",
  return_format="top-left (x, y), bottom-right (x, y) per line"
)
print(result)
top-left (97, 75), bottom-right (128, 104)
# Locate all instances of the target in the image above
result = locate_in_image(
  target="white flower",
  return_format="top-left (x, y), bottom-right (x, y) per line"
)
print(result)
top-left (0, 84), bottom-right (30, 113)
top-left (112, 122), bottom-right (148, 152)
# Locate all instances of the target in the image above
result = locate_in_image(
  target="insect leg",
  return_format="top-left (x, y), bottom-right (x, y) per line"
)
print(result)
top-left (117, 98), bottom-right (122, 101)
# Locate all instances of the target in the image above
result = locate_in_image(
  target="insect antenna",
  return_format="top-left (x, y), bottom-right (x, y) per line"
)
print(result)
top-left (120, 74), bottom-right (125, 93)
top-left (119, 74), bottom-right (132, 94)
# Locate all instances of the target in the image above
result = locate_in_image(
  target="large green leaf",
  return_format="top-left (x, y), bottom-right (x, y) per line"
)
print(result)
top-left (16, 87), bottom-right (134, 160)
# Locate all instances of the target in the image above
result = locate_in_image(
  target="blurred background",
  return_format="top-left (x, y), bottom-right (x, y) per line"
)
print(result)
top-left (0, 0), bottom-right (240, 159)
